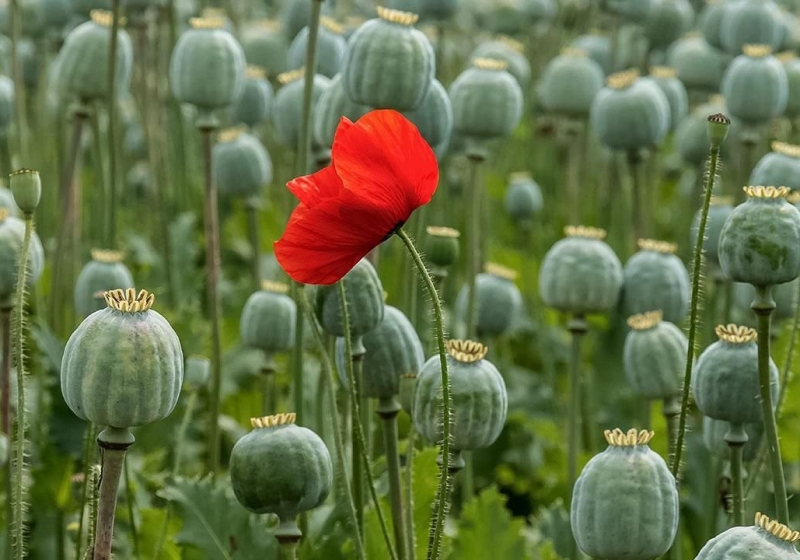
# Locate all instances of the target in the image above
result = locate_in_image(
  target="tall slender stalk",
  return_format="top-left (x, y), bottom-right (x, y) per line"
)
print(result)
top-left (352, 358), bottom-right (364, 531)
top-left (89, 110), bottom-right (108, 245)
top-left (8, 0), bottom-right (26, 162)
top-left (752, 286), bottom-right (789, 523)
top-left (93, 427), bottom-right (134, 560)
top-left (725, 423), bottom-right (747, 526)
top-left (1, 305), bottom-right (9, 560)
top-left (404, 428), bottom-right (417, 560)
top-left (565, 121), bottom-right (582, 224)
top-left (246, 198), bottom-right (261, 291)
top-left (567, 316), bottom-right (586, 560)
top-left (378, 398), bottom-right (408, 560)
top-left (75, 423), bottom-right (97, 559)
top-left (628, 150), bottom-right (645, 244)
top-left (465, 153), bottom-right (483, 339)
top-left (106, 0), bottom-right (121, 247)
top-left (395, 228), bottom-right (451, 560)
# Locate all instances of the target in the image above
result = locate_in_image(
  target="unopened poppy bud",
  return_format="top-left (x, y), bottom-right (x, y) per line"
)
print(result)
top-left (707, 113), bottom-right (730, 150)
top-left (424, 226), bottom-right (460, 273)
top-left (9, 168), bottom-right (40, 215)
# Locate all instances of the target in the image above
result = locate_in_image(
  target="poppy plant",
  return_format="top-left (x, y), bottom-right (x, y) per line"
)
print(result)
top-left (275, 109), bottom-right (439, 285)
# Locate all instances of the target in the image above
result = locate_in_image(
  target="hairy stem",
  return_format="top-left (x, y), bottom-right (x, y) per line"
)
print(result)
top-left (75, 423), bottom-right (97, 559)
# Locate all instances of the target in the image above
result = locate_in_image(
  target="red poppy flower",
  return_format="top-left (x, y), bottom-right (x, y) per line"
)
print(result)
top-left (275, 109), bottom-right (439, 285)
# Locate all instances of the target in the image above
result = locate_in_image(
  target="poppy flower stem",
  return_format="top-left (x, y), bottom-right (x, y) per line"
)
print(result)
top-left (337, 281), bottom-right (399, 560)
top-left (395, 228), bottom-right (451, 560)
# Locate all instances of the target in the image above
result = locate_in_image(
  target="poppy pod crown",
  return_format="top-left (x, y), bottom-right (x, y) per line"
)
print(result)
top-left (564, 225), bottom-right (607, 239)
top-left (446, 340), bottom-right (489, 363)
top-left (376, 6), bottom-right (419, 25)
top-left (189, 16), bottom-right (225, 30)
top-left (246, 65), bottom-right (267, 80)
top-left (104, 288), bottom-right (155, 313)
top-left (627, 310), bottom-right (663, 330)
top-left (320, 16), bottom-right (344, 34)
top-left (638, 239), bottom-right (678, 254)
top-left (772, 141), bottom-right (800, 158)
top-left (604, 428), bottom-right (654, 446)
top-left (91, 248), bottom-right (124, 263)
top-left (715, 324), bottom-right (757, 343)
top-left (744, 185), bottom-right (790, 198)
top-left (90, 9), bottom-right (127, 27)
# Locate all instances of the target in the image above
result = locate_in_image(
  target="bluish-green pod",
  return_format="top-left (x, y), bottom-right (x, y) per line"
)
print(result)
top-left (230, 413), bottom-right (332, 523)
top-left (667, 34), bottom-right (726, 92)
top-left (691, 196), bottom-right (734, 265)
top-left (605, 0), bottom-right (655, 21)
top-left (470, 36), bottom-right (531, 88)
top-left (571, 429), bottom-right (679, 560)
top-left (645, 0), bottom-right (695, 49)
top-left (649, 67), bottom-right (688, 130)
top-left (232, 66), bottom-right (273, 128)
top-left (504, 172), bottom-right (543, 225)
top-left (779, 52), bottom-right (800, 117)
top-left (413, 340), bottom-right (507, 458)
top-left (693, 324), bottom-right (779, 423)
top-left (539, 226), bottom-right (624, 315)
top-left (240, 281), bottom-right (296, 365)
top-left (455, 263), bottom-right (523, 338)
top-left (74, 249), bottom-right (135, 318)
top-left (695, 514), bottom-right (800, 559)
top-left (539, 47), bottom-right (605, 117)
top-left (212, 127), bottom-right (272, 199)
top-left (675, 96), bottom-right (726, 165)
top-left (286, 17), bottom-right (347, 79)
top-left (169, 17), bottom-right (246, 117)
top-left (622, 239), bottom-right (690, 324)
top-left (450, 57), bottom-right (523, 140)
top-left (702, 416), bottom-right (763, 462)
top-left (699, 0), bottom-right (729, 49)
top-left (56, 10), bottom-right (133, 103)
top-left (477, 0), bottom-right (556, 35)
top-left (273, 70), bottom-right (331, 149)
top-left (334, 305), bottom-right (423, 399)
top-left (721, 45), bottom-right (787, 125)
top-left (719, 186), bottom-right (800, 287)
top-left (0, 74), bottom-right (13, 134)
top-left (750, 141), bottom-right (800, 190)
top-left (240, 20), bottom-right (288, 77)
top-left (61, 289), bottom-right (184, 428)
top-left (571, 33), bottom-right (613, 74)
top-left (591, 70), bottom-right (671, 150)
top-left (314, 258), bottom-right (384, 339)
top-left (386, 0), bottom-right (458, 19)
top-left (404, 78), bottom-right (453, 159)
top-left (312, 74), bottom-right (369, 150)
top-left (721, 0), bottom-right (784, 54)
top-left (624, 311), bottom-right (687, 399)
top-left (279, 0), bottom-right (334, 41)
top-left (342, 7), bottom-right (435, 111)
top-left (0, 210), bottom-right (43, 303)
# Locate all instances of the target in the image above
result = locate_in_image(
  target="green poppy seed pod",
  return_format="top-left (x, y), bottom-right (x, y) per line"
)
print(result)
top-left (721, 0), bottom-right (784, 54)
top-left (470, 36), bottom-right (531, 88)
top-left (286, 17), bottom-right (347, 79)
top-left (424, 226), bottom-right (460, 273)
top-left (212, 126), bottom-right (272, 199)
top-left (280, 0), bottom-right (334, 41)
top-left (693, 324), bottom-right (779, 423)
top-left (273, 69), bottom-right (331, 148)
top-left (571, 429), bottom-right (679, 560)
top-left (719, 186), bottom-right (800, 287)
top-left (624, 311), bottom-right (687, 400)
top-left (450, 58), bottom-right (523, 140)
top-left (342, 7), bottom-right (435, 111)
top-left (0, 187), bottom-right (19, 217)
top-left (232, 66), bottom-right (273, 128)
top-left (184, 355), bottom-right (210, 389)
top-left (721, 45), bottom-right (787, 125)
top-left (387, 0), bottom-right (458, 19)
top-left (731, 279), bottom-right (799, 324)
top-left (241, 20), bottom-right (288, 77)
top-left (455, 263), bottom-right (523, 338)
top-left (622, 239), bottom-right (690, 324)
top-left (61, 289), bottom-right (184, 428)
top-left (778, 52), bottom-right (800, 117)
top-left (539, 226), bottom-right (623, 316)
top-left (539, 48), bottom-right (605, 118)
top-left (675, 98), bottom-right (726, 165)
top-left (750, 141), bottom-right (800, 190)
top-left (56, 10), bottom-right (133, 104)
top-left (169, 17), bottom-right (246, 122)
top-left (695, 513), bottom-right (800, 560)
top-left (707, 111), bottom-right (732, 150)
top-left (702, 416), bottom-right (763, 462)
top-left (230, 413), bottom-right (332, 527)
top-left (590, 70), bottom-right (671, 151)
top-left (334, 305), bottom-right (423, 399)
top-left (667, 34), bottom-right (725, 93)
top-left (314, 258), bottom-right (384, 342)
top-left (645, 0), bottom-right (695, 49)
top-left (413, 340), bottom-right (507, 463)
top-left (504, 172), bottom-right (543, 227)
top-left (699, 0), bottom-right (728, 49)
top-left (240, 281), bottom-right (296, 370)
top-left (399, 373), bottom-right (416, 415)
top-left (691, 196), bottom-right (734, 265)
top-left (9, 168), bottom-right (40, 215)
top-left (404, 78), bottom-right (453, 159)
top-left (0, 74), bottom-right (13, 134)
top-left (605, 0), bottom-right (655, 22)
top-left (74, 249), bottom-right (135, 318)
top-left (571, 34), bottom-right (612, 75)
top-left (313, 74), bottom-right (369, 150)
top-left (649, 67), bottom-right (688, 131)
top-left (0, 208), bottom-right (43, 303)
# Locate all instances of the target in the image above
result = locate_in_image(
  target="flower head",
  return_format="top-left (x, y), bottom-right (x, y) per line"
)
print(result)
top-left (275, 110), bottom-right (439, 284)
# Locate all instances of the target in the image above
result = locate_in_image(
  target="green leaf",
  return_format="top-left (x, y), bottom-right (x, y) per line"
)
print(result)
top-left (138, 508), bottom-right (182, 560)
top-left (411, 446), bottom-right (443, 560)
top-left (160, 476), bottom-right (279, 560)
top-left (449, 486), bottom-right (529, 560)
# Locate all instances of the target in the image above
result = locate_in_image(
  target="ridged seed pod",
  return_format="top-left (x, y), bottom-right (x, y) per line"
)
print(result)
top-left (539, 48), bottom-right (605, 118)
top-left (424, 226), bottom-right (460, 275)
top-left (273, 69), bottom-right (331, 149)
top-left (719, 186), bottom-right (800, 287)
top-left (721, 0), bottom-right (784, 54)
top-left (693, 324), bottom-right (778, 423)
top-left (778, 51), bottom-right (800, 117)
top-left (280, 0), bottom-right (334, 41)
top-left (286, 17), bottom-right (347, 79)
top-left (702, 416), bottom-right (763, 462)
top-left (61, 289), bottom-right (183, 428)
top-left (404, 78), bottom-right (453, 159)
top-left (312, 74), bottom-right (369, 151)
top-left (571, 34), bottom-right (612, 75)
top-left (74, 249), bottom-right (135, 319)
top-left (645, 0), bottom-right (695, 50)
top-left (649, 67), bottom-right (688, 131)
top-left (0, 208), bottom-right (43, 303)
top-left (342, 7), bottom-right (435, 111)
top-left (622, 239), bottom-right (690, 324)
top-left (504, 172), bottom-right (543, 227)
top-left (232, 66), bottom-right (273, 128)
top-left (695, 513), bottom-right (800, 560)
top-left (699, 0), bottom-right (728, 49)
top-left (667, 34), bottom-right (725, 93)
top-left (539, 226), bottom-right (624, 316)
top-left (691, 196), bottom-right (734, 266)
top-left (750, 141), bottom-right (800, 191)
top-left (455, 263), bottom-right (523, 338)
top-left (213, 126), bottom-right (272, 199)
top-left (240, 20), bottom-right (288, 78)
top-left (413, 340), bottom-right (507, 466)
top-left (470, 36), bottom-right (531, 88)
top-left (721, 44), bottom-right (788, 125)
top-left (624, 311), bottom-right (687, 400)
top-left (240, 281), bottom-right (296, 370)
top-left (571, 429), bottom-right (679, 560)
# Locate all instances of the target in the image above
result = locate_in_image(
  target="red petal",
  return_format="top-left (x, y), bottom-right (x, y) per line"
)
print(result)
top-left (332, 110), bottom-right (439, 225)
top-left (286, 165), bottom-right (343, 208)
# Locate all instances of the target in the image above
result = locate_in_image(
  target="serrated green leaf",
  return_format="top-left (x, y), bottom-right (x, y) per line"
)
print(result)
top-left (139, 507), bottom-right (182, 560)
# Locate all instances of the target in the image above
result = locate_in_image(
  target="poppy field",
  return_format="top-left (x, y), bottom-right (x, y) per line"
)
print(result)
top-left (4, 0), bottom-right (800, 558)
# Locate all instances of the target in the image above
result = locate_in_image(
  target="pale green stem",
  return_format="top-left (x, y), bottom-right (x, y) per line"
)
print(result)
top-left (246, 199), bottom-right (261, 291)
top-left (379, 399), bottom-right (408, 560)
top-left (465, 154), bottom-right (483, 340)
top-left (8, 0), bottom-right (26, 162)
top-left (93, 427), bottom-right (134, 560)
top-left (404, 428), bottom-right (417, 560)
top-left (107, 0), bottom-right (121, 247)
top-left (567, 317), bottom-right (586, 560)
top-left (726, 423), bottom-right (747, 526)
top-left (75, 423), bottom-right (97, 559)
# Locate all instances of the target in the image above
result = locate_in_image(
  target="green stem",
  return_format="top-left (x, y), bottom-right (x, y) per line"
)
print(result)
top-left (56, 508), bottom-right (66, 560)
top-left (0, 134), bottom-right (11, 178)
top-left (628, 150), bottom-right (645, 244)
top-left (379, 400), bottom-right (408, 560)
top-left (337, 281), bottom-right (398, 560)
top-left (107, 0), bottom-right (121, 248)
top-left (279, 541), bottom-right (298, 560)
top-left (404, 428), bottom-right (417, 560)
top-left (566, 123), bottom-right (582, 224)
top-left (567, 317), bottom-right (586, 560)
top-left (75, 423), bottom-right (97, 559)
top-left (752, 286), bottom-right (789, 523)
top-left (2, 306), bottom-right (10, 560)
top-left (262, 369), bottom-right (276, 416)
top-left (8, 0), bottom-right (25, 163)
top-left (200, 126), bottom-right (223, 475)
top-left (465, 154), bottom-right (483, 339)
top-left (89, 108), bottom-right (107, 245)
top-left (93, 427), bottom-right (134, 560)
top-left (725, 423), bottom-right (747, 526)
top-left (395, 228), bottom-right (451, 560)
top-left (123, 460), bottom-right (141, 560)
top-left (352, 357), bottom-right (364, 531)
top-left (291, 282), bottom-right (305, 426)
top-left (671, 146), bottom-right (720, 476)
top-left (663, 397), bottom-right (680, 462)
top-left (246, 199), bottom-right (261, 291)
